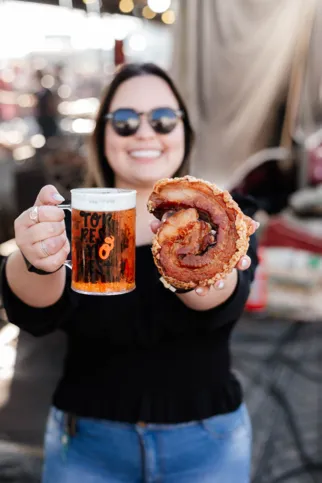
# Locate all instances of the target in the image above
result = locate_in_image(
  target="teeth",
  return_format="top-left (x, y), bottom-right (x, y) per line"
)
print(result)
top-left (130, 150), bottom-right (161, 159)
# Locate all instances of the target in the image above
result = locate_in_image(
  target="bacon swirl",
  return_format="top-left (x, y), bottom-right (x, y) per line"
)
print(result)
top-left (147, 176), bottom-right (255, 291)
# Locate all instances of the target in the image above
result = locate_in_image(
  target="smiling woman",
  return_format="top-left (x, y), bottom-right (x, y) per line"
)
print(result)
top-left (2, 63), bottom-right (258, 483)
top-left (86, 63), bottom-right (193, 190)
top-left (103, 75), bottom-right (185, 188)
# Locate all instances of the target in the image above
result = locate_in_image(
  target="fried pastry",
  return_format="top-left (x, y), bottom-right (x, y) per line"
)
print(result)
top-left (147, 176), bottom-right (255, 291)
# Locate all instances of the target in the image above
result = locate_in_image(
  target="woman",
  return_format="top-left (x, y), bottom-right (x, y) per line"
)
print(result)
top-left (2, 63), bottom-right (259, 482)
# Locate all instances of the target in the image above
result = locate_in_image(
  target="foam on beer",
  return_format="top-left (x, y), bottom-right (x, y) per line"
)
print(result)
top-left (71, 189), bottom-right (136, 212)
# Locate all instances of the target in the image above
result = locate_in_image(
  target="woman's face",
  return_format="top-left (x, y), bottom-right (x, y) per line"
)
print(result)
top-left (104, 75), bottom-right (185, 188)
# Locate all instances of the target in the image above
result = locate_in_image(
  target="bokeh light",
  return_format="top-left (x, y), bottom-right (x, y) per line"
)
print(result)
top-left (161, 9), bottom-right (175, 24)
top-left (119, 0), bottom-right (134, 14)
top-left (147, 0), bottom-right (171, 14)
top-left (142, 6), bottom-right (156, 20)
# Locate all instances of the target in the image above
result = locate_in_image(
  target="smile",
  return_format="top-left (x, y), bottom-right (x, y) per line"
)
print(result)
top-left (129, 150), bottom-right (162, 159)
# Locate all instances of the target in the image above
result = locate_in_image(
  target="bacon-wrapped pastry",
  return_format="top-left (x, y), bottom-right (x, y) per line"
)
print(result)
top-left (147, 176), bottom-right (255, 291)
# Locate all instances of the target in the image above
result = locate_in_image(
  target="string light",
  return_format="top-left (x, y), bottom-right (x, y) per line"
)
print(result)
top-left (58, 85), bottom-right (72, 99)
top-left (41, 75), bottom-right (55, 89)
top-left (13, 146), bottom-right (35, 162)
top-left (30, 134), bottom-right (46, 149)
top-left (147, 0), bottom-right (171, 14)
top-left (142, 5), bottom-right (156, 20)
top-left (5, 131), bottom-right (24, 145)
top-left (72, 119), bottom-right (95, 134)
top-left (161, 9), bottom-right (175, 24)
top-left (17, 94), bottom-right (35, 108)
top-left (119, 0), bottom-right (134, 13)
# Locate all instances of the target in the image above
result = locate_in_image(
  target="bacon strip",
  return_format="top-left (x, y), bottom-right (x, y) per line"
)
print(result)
top-left (147, 176), bottom-right (255, 290)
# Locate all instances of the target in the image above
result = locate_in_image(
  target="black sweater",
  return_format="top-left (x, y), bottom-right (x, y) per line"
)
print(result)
top-left (1, 195), bottom-right (258, 424)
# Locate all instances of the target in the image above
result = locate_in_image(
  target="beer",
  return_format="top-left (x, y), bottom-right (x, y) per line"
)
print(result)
top-left (69, 188), bottom-right (136, 295)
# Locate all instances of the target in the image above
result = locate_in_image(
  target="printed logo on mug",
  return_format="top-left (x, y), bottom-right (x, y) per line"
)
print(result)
top-left (60, 188), bottom-right (136, 295)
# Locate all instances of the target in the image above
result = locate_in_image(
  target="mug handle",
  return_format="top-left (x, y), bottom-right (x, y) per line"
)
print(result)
top-left (58, 204), bottom-right (72, 270)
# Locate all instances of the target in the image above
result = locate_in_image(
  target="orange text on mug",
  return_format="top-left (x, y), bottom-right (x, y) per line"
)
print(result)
top-left (70, 189), bottom-right (136, 295)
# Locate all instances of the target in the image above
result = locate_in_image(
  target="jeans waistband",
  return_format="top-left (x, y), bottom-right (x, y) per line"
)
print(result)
top-left (53, 403), bottom-right (247, 436)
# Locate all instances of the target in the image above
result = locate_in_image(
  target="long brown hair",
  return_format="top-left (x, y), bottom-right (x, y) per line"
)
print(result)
top-left (85, 63), bottom-right (195, 187)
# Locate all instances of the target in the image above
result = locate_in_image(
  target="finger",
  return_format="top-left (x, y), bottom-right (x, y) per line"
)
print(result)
top-left (195, 286), bottom-right (210, 296)
top-left (30, 239), bottom-right (70, 273)
top-left (237, 255), bottom-right (251, 271)
top-left (214, 279), bottom-right (225, 290)
top-left (36, 233), bottom-right (68, 259)
top-left (37, 205), bottom-right (65, 223)
top-left (27, 221), bottom-right (66, 245)
top-left (150, 220), bottom-right (161, 234)
top-left (17, 205), bottom-right (65, 230)
top-left (249, 220), bottom-right (260, 235)
top-left (34, 184), bottom-right (65, 207)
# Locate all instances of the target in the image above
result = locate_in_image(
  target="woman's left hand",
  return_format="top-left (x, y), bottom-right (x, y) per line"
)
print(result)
top-left (150, 218), bottom-right (260, 297)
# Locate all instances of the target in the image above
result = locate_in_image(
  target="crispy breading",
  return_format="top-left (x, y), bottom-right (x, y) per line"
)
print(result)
top-left (147, 176), bottom-right (254, 291)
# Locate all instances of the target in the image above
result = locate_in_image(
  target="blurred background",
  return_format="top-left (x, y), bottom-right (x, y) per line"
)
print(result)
top-left (0, 0), bottom-right (322, 482)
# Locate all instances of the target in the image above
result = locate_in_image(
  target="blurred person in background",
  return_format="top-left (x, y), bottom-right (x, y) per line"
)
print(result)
top-left (172, 0), bottom-right (322, 213)
top-left (34, 69), bottom-right (59, 140)
top-left (2, 63), bottom-right (258, 483)
top-left (53, 63), bottom-right (64, 90)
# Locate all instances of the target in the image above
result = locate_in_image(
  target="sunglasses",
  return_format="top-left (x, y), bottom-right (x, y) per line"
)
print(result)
top-left (103, 107), bottom-right (183, 137)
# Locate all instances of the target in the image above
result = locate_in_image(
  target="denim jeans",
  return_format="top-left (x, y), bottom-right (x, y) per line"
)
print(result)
top-left (42, 403), bottom-right (251, 483)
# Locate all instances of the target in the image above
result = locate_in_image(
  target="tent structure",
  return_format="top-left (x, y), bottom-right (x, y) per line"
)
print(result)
top-left (171, 0), bottom-right (322, 190)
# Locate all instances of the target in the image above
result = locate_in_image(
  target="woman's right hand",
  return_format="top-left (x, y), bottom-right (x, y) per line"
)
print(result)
top-left (14, 185), bottom-right (70, 273)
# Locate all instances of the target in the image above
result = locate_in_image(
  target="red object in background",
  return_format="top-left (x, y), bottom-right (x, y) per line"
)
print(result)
top-left (245, 247), bottom-right (268, 312)
top-left (114, 40), bottom-right (125, 67)
top-left (260, 216), bottom-right (322, 255)
top-left (308, 144), bottom-right (322, 185)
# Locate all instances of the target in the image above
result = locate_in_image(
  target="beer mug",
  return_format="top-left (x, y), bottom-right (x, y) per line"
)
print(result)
top-left (60, 188), bottom-right (136, 295)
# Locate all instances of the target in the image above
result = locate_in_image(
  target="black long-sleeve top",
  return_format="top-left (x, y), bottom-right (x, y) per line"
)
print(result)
top-left (1, 194), bottom-right (258, 424)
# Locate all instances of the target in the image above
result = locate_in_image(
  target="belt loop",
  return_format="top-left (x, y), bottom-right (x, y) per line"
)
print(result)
top-left (137, 421), bottom-right (147, 428)
top-left (65, 413), bottom-right (78, 437)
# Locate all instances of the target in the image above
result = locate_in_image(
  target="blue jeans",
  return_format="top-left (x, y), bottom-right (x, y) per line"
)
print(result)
top-left (42, 404), bottom-right (251, 483)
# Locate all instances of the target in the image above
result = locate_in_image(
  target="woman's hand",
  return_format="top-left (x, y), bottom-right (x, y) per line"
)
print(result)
top-left (150, 218), bottom-right (259, 297)
top-left (14, 185), bottom-right (70, 273)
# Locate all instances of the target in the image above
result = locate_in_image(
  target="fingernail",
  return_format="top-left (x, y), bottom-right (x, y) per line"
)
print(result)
top-left (241, 258), bottom-right (249, 268)
top-left (52, 193), bottom-right (65, 202)
top-left (196, 287), bottom-right (204, 295)
top-left (216, 280), bottom-right (225, 290)
top-left (256, 221), bottom-right (260, 228)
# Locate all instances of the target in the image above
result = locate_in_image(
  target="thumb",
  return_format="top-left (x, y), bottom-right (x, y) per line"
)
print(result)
top-left (34, 185), bottom-right (65, 207)
top-left (150, 219), bottom-right (161, 234)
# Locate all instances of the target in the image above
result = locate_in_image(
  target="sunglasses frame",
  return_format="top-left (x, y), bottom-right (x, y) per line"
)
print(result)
top-left (103, 107), bottom-right (184, 136)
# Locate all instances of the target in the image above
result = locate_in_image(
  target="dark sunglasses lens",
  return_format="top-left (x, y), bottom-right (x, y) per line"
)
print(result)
top-left (150, 108), bottom-right (179, 134)
top-left (112, 109), bottom-right (140, 136)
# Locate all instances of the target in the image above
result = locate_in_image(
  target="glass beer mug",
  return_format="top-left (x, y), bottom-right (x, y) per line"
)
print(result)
top-left (60, 188), bottom-right (136, 295)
